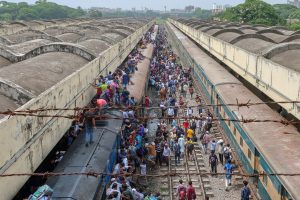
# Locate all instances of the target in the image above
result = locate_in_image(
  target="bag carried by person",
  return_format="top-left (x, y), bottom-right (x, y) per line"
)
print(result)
top-left (210, 154), bottom-right (217, 165)
top-left (178, 186), bottom-right (187, 200)
top-left (187, 142), bottom-right (194, 151)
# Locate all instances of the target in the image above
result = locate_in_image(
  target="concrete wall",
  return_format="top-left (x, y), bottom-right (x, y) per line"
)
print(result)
top-left (0, 20), bottom-right (153, 200)
top-left (0, 78), bottom-right (34, 104)
top-left (169, 19), bottom-right (300, 120)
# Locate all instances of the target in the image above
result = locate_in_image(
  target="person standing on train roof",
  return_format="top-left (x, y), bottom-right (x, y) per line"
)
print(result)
top-left (224, 159), bottom-right (237, 191)
top-left (83, 107), bottom-right (97, 147)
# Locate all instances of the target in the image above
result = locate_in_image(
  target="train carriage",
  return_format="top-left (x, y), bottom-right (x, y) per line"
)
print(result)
top-left (166, 21), bottom-right (300, 200)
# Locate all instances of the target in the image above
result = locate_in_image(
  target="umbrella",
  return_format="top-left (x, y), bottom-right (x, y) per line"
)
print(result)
top-left (96, 99), bottom-right (107, 108)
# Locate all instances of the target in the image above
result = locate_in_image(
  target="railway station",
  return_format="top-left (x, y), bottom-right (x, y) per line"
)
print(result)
top-left (0, 1), bottom-right (299, 200)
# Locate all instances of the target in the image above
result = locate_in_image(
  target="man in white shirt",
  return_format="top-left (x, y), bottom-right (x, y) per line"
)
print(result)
top-left (162, 144), bottom-right (171, 166)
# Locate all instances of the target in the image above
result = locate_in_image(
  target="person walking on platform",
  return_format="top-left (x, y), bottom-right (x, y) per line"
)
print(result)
top-left (210, 139), bottom-right (217, 153)
top-left (187, 181), bottom-right (196, 200)
top-left (223, 144), bottom-right (232, 163)
top-left (162, 143), bottom-right (171, 166)
top-left (174, 140), bottom-right (181, 165)
top-left (176, 180), bottom-right (187, 200)
top-left (224, 160), bottom-right (237, 191)
top-left (178, 135), bottom-right (185, 158)
top-left (155, 140), bottom-right (162, 166)
top-left (183, 119), bottom-right (189, 134)
top-left (241, 180), bottom-right (251, 200)
top-left (202, 131), bottom-right (210, 154)
top-left (217, 139), bottom-right (225, 165)
top-left (209, 151), bottom-right (218, 174)
top-left (187, 107), bottom-right (193, 118)
top-left (188, 84), bottom-right (194, 99)
top-left (186, 138), bottom-right (194, 161)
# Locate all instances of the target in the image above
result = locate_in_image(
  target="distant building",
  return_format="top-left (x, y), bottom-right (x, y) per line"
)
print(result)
top-left (287, 0), bottom-right (300, 8)
top-left (185, 5), bottom-right (195, 13)
top-left (212, 3), bottom-right (231, 14)
top-left (170, 9), bottom-right (186, 13)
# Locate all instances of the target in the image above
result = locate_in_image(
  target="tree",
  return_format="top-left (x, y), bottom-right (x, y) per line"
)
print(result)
top-left (289, 22), bottom-right (300, 30)
top-left (88, 9), bottom-right (102, 18)
top-left (219, 0), bottom-right (280, 25)
top-left (17, 7), bottom-right (38, 20)
top-left (290, 9), bottom-right (300, 19)
top-left (0, 1), bottom-right (86, 21)
top-left (273, 4), bottom-right (298, 19)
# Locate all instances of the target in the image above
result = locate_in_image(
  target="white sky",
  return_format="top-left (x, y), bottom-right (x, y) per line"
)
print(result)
top-left (9, 0), bottom-right (287, 10)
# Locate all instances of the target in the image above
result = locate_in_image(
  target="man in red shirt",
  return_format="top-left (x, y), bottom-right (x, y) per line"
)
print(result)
top-left (183, 119), bottom-right (189, 134)
top-left (187, 181), bottom-right (196, 200)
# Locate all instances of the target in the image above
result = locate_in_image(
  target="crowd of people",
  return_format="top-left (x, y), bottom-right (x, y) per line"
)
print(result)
top-left (25, 22), bottom-right (253, 200)
top-left (105, 24), bottom-right (252, 200)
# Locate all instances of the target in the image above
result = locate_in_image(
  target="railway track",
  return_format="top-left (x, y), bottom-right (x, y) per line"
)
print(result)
top-left (158, 141), bottom-right (214, 200)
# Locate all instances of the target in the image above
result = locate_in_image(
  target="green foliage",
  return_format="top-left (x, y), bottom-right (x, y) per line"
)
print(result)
top-left (0, 1), bottom-right (86, 21)
top-left (193, 8), bottom-right (212, 19)
top-left (273, 4), bottom-right (298, 20)
top-left (290, 9), bottom-right (300, 19)
top-left (88, 9), bottom-right (103, 18)
top-left (288, 22), bottom-right (300, 30)
top-left (219, 0), bottom-right (280, 25)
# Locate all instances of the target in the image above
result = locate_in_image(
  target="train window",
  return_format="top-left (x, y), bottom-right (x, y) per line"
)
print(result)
top-left (240, 137), bottom-right (243, 147)
top-left (248, 149), bottom-right (252, 160)
top-left (233, 127), bottom-right (237, 136)
top-left (262, 172), bottom-right (268, 186)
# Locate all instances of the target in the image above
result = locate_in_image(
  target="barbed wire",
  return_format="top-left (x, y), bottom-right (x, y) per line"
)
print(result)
top-left (1, 99), bottom-right (299, 115)
top-left (0, 171), bottom-right (299, 178)
top-left (0, 111), bottom-right (298, 126)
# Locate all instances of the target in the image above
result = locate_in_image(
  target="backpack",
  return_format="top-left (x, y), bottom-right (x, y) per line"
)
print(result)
top-left (210, 155), bottom-right (217, 165)
top-left (224, 148), bottom-right (231, 159)
top-left (187, 142), bottom-right (194, 151)
top-left (242, 186), bottom-right (251, 199)
top-left (178, 186), bottom-right (187, 200)
top-left (188, 186), bottom-right (196, 200)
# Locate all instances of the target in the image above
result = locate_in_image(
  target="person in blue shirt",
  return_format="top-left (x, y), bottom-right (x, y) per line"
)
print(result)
top-left (224, 159), bottom-right (237, 190)
top-left (241, 180), bottom-right (251, 200)
top-left (122, 73), bottom-right (129, 88)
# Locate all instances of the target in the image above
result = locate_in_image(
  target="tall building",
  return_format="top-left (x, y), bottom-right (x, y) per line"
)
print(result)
top-left (287, 0), bottom-right (300, 8)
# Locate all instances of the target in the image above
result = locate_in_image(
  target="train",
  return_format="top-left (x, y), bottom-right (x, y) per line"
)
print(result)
top-left (166, 20), bottom-right (300, 200)
top-left (44, 26), bottom-right (157, 200)
top-left (46, 110), bottom-right (123, 200)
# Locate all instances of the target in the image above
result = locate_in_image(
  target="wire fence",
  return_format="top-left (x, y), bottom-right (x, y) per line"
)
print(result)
top-left (0, 111), bottom-right (298, 126)
top-left (2, 99), bottom-right (300, 114)
top-left (1, 171), bottom-right (299, 178)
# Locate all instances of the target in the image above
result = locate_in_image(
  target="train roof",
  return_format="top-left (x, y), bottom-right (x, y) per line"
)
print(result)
top-left (47, 110), bottom-right (123, 199)
top-left (217, 84), bottom-right (300, 199)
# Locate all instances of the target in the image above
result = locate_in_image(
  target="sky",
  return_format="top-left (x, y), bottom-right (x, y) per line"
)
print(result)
top-left (8, 0), bottom-right (287, 10)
